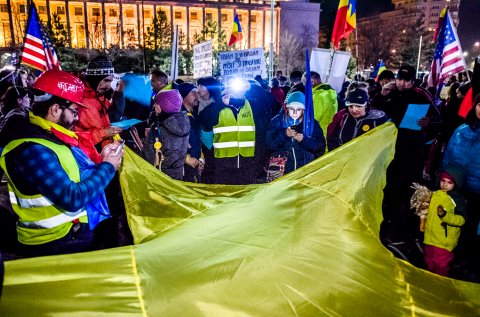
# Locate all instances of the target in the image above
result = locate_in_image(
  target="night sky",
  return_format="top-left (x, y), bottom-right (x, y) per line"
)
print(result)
top-left (317, 0), bottom-right (477, 52)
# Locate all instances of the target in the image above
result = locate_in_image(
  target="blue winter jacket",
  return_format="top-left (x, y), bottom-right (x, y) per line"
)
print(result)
top-left (265, 113), bottom-right (325, 173)
top-left (441, 123), bottom-right (480, 193)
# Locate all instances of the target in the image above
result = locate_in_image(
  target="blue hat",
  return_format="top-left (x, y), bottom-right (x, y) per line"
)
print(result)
top-left (286, 92), bottom-right (305, 109)
top-left (345, 89), bottom-right (368, 107)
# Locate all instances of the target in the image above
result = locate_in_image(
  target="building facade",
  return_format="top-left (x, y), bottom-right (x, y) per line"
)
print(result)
top-left (0, 0), bottom-right (320, 55)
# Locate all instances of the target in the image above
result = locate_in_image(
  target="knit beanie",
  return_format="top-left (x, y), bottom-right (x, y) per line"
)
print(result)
top-left (85, 55), bottom-right (114, 90)
top-left (286, 91), bottom-right (305, 109)
top-left (154, 89), bottom-right (183, 113)
top-left (439, 171), bottom-right (455, 185)
top-left (177, 83), bottom-right (197, 99)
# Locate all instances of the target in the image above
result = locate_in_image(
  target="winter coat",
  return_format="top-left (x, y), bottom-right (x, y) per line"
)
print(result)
top-left (327, 108), bottom-right (387, 151)
top-left (424, 189), bottom-right (466, 252)
top-left (373, 87), bottom-right (438, 182)
top-left (75, 85), bottom-right (112, 147)
top-left (312, 83), bottom-right (338, 138)
top-left (441, 123), bottom-right (480, 193)
top-left (265, 113), bottom-right (325, 174)
top-left (158, 112), bottom-right (190, 180)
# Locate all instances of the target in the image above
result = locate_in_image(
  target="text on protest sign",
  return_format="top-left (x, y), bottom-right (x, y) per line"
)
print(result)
top-left (193, 40), bottom-right (213, 79)
top-left (219, 48), bottom-right (267, 79)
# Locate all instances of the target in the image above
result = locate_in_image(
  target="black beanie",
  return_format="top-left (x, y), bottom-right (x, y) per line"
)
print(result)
top-left (85, 55), bottom-right (114, 90)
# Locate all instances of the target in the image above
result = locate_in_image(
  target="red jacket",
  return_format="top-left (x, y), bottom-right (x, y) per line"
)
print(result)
top-left (75, 85), bottom-right (112, 148)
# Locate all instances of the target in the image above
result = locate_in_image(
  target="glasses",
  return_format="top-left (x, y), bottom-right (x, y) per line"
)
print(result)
top-left (61, 106), bottom-right (78, 117)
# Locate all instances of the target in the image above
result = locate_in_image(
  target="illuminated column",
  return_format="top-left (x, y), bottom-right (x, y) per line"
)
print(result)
top-left (64, 0), bottom-right (71, 47)
top-left (136, 3), bottom-right (141, 46)
top-left (83, 1), bottom-right (89, 49)
top-left (7, 0), bottom-right (14, 45)
top-left (119, 1), bottom-right (123, 48)
top-left (101, 1), bottom-right (106, 48)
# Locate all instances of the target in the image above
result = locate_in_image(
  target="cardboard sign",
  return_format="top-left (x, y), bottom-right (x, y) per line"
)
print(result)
top-left (193, 40), bottom-right (213, 79)
top-left (219, 48), bottom-right (267, 79)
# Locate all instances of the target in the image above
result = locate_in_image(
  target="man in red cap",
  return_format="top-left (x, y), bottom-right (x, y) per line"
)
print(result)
top-left (0, 69), bottom-right (123, 257)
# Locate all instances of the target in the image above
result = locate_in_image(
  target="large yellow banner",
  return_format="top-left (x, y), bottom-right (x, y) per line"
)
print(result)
top-left (1, 123), bottom-right (479, 316)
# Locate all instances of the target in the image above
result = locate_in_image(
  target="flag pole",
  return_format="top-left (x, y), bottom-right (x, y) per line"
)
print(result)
top-left (268, 0), bottom-right (275, 82)
top-left (355, 26), bottom-right (359, 75)
top-left (269, 0), bottom-right (274, 84)
top-left (416, 35), bottom-right (423, 78)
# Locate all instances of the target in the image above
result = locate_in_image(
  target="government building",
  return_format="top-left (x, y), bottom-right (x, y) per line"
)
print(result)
top-left (0, 0), bottom-right (320, 54)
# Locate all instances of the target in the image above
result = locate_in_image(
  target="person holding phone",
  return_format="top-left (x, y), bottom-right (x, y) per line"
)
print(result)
top-left (0, 70), bottom-right (123, 258)
top-left (265, 92), bottom-right (325, 181)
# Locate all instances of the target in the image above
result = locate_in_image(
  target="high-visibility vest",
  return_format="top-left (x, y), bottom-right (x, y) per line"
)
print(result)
top-left (213, 100), bottom-right (255, 158)
top-left (0, 138), bottom-right (88, 245)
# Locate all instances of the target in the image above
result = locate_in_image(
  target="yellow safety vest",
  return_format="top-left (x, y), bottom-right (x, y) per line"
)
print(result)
top-left (0, 138), bottom-right (88, 245)
top-left (213, 100), bottom-right (256, 158)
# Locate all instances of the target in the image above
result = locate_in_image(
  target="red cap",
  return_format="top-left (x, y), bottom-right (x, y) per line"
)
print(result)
top-left (34, 70), bottom-right (84, 105)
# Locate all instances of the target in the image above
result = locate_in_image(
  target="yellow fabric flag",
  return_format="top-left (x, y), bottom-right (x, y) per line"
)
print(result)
top-left (2, 123), bottom-right (480, 316)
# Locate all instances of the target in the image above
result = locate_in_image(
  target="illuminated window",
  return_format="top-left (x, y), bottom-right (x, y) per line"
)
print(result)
top-left (144, 10), bottom-right (151, 18)
top-left (126, 9), bottom-right (134, 18)
top-left (38, 6), bottom-right (47, 14)
top-left (109, 9), bottom-right (117, 17)
top-left (221, 14), bottom-right (227, 22)
top-left (191, 12), bottom-right (198, 20)
top-left (251, 15), bottom-right (256, 23)
top-left (175, 11), bottom-right (182, 19)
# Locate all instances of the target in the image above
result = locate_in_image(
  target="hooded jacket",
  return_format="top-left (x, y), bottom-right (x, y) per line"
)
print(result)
top-left (157, 112), bottom-right (190, 180)
top-left (424, 167), bottom-right (467, 252)
top-left (441, 121), bottom-right (480, 193)
top-left (265, 111), bottom-right (325, 174)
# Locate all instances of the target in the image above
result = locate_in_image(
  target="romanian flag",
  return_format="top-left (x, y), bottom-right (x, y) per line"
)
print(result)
top-left (331, 0), bottom-right (356, 49)
top-left (228, 14), bottom-right (243, 47)
top-left (432, 7), bottom-right (448, 42)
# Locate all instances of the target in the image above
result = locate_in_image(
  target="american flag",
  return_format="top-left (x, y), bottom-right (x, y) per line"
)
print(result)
top-left (428, 9), bottom-right (466, 88)
top-left (21, 4), bottom-right (61, 71)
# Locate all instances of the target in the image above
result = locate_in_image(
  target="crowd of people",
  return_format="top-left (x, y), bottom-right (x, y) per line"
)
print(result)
top-left (0, 55), bottom-right (479, 283)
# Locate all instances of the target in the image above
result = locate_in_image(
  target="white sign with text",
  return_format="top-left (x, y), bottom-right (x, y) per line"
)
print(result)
top-left (219, 48), bottom-right (267, 79)
top-left (193, 40), bottom-right (213, 79)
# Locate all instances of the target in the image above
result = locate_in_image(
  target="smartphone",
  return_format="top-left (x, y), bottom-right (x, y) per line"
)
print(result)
top-left (290, 124), bottom-right (302, 133)
top-left (113, 140), bottom-right (124, 156)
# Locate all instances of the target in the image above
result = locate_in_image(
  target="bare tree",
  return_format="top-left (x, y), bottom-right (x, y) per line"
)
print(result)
top-left (279, 29), bottom-right (304, 75)
top-left (357, 17), bottom-right (408, 69)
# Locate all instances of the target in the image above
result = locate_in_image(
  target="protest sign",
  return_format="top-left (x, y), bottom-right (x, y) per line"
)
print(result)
top-left (310, 48), bottom-right (351, 93)
top-left (193, 40), bottom-right (213, 79)
top-left (219, 48), bottom-right (267, 79)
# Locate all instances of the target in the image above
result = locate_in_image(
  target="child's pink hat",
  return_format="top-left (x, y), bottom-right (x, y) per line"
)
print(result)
top-left (154, 89), bottom-right (183, 113)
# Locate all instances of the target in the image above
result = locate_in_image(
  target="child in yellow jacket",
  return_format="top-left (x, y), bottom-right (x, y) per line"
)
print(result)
top-left (423, 169), bottom-right (466, 277)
